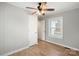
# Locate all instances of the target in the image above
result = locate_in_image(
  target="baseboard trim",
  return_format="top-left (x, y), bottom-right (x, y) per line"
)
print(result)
top-left (2, 40), bottom-right (79, 56)
top-left (2, 42), bottom-right (38, 56)
top-left (3, 45), bottom-right (30, 56)
top-left (46, 40), bottom-right (79, 51)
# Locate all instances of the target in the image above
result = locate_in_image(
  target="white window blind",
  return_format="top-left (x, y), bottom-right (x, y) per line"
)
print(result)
top-left (49, 16), bottom-right (63, 39)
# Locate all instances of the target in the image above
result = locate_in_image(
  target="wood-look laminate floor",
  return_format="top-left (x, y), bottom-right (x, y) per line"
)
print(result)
top-left (10, 40), bottom-right (79, 56)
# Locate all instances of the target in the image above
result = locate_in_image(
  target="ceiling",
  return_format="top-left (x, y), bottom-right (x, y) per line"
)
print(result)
top-left (8, 2), bottom-right (79, 15)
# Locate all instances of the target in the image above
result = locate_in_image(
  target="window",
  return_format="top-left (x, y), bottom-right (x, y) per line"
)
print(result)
top-left (49, 16), bottom-right (63, 39)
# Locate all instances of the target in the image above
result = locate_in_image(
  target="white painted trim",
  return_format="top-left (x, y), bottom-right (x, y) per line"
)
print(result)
top-left (3, 42), bottom-right (38, 56)
top-left (2, 40), bottom-right (79, 56)
top-left (2, 41), bottom-right (38, 56)
top-left (46, 40), bottom-right (79, 51)
top-left (3, 45), bottom-right (30, 56)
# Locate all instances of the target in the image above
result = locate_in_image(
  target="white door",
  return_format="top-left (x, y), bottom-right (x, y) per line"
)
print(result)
top-left (28, 15), bottom-right (38, 46)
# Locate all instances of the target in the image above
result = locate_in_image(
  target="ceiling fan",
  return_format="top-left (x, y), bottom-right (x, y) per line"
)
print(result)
top-left (26, 2), bottom-right (55, 15)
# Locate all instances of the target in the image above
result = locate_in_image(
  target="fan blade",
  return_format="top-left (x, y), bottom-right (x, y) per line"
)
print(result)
top-left (26, 7), bottom-right (37, 10)
top-left (45, 9), bottom-right (55, 11)
top-left (32, 11), bottom-right (37, 15)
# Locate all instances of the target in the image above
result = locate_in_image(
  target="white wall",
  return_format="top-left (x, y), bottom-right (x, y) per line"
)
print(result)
top-left (0, 2), bottom-right (37, 55)
top-left (38, 19), bottom-right (45, 40)
top-left (45, 8), bottom-right (79, 50)
top-left (38, 20), bottom-right (41, 39)
top-left (28, 15), bottom-right (38, 46)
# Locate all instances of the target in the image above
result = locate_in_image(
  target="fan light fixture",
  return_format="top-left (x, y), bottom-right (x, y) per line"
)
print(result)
top-left (37, 2), bottom-right (47, 15)
top-left (26, 2), bottom-right (55, 15)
